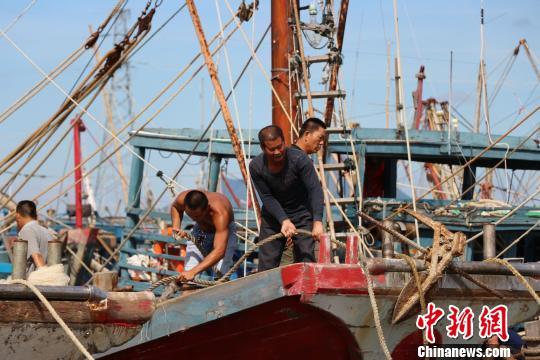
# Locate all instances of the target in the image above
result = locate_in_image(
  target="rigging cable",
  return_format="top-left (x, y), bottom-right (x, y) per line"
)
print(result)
top-left (0, 15), bottom-right (251, 226)
top-left (215, 0), bottom-right (260, 228)
top-left (0, 0), bottom-right (37, 36)
top-left (223, 0), bottom-right (299, 137)
top-left (83, 23), bottom-right (272, 277)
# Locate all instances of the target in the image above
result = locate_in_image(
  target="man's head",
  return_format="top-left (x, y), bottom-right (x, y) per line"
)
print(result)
top-left (258, 125), bottom-right (286, 162)
top-left (184, 190), bottom-right (209, 222)
top-left (297, 117), bottom-right (326, 154)
top-left (15, 200), bottom-right (37, 229)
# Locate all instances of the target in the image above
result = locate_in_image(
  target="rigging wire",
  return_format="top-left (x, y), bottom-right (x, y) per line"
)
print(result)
top-left (0, 0), bottom-right (37, 36)
top-left (367, 107), bottom-right (538, 233)
top-left (88, 24), bottom-right (272, 276)
top-left (214, 0), bottom-right (260, 229)
top-left (223, 0), bottom-right (299, 137)
top-left (67, 0), bottom-right (128, 96)
top-left (0, 21), bottom-right (190, 192)
top-left (3, 13), bottom-right (248, 219)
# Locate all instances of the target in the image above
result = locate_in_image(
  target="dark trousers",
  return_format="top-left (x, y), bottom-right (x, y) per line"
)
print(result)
top-left (257, 212), bottom-right (315, 272)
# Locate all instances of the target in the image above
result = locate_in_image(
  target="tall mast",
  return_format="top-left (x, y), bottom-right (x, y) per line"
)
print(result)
top-left (271, 0), bottom-right (297, 145)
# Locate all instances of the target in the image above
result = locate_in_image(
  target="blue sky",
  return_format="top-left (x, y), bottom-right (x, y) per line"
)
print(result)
top-left (0, 0), bottom-right (538, 214)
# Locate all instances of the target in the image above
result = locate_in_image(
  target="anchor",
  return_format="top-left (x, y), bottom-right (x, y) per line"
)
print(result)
top-left (358, 210), bottom-right (466, 324)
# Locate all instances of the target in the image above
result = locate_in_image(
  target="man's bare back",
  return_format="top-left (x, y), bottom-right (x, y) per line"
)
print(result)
top-left (172, 191), bottom-right (233, 232)
top-left (170, 190), bottom-right (236, 283)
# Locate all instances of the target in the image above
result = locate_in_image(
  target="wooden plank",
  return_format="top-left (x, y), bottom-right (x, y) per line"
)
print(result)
top-left (0, 291), bottom-right (154, 324)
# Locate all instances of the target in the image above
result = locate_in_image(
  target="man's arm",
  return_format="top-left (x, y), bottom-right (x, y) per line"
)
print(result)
top-left (170, 193), bottom-right (188, 237)
top-left (31, 253), bottom-right (45, 268)
top-left (250, 164), bottom-right (296, 238)
top-left (297, 154), bottom-right (324, 239)
top-left (177, 214), bottom-right (229, 282)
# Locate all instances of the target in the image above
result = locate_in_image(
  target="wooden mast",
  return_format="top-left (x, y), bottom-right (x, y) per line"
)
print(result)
top-left (186, 0), bottom-right (250, 187)
top-left (271, 0), bottom-right (297, 144)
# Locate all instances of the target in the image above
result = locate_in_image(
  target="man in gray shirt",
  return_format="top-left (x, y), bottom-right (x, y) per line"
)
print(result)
top-left (15, 200), bottom-right (54, 276)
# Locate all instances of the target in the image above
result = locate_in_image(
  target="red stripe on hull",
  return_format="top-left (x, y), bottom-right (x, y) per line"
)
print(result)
top-left (102, 296), bottom-right (362, 360)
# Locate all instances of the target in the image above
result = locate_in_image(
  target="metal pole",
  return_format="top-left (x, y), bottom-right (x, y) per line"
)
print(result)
top-left (207, 155), bottom-right (222, 192)
top-left (12, 239), bottom-right (28, 280)
top-left (72, 116), bottom-right (86, 229)
top-left (323, 0), bottom-right (349, 126)
top-left (382, 220), bottom-right (395, 259)
top-left (47, 240), bottom-right (63, 265)
top-left (0, 284), bottom-right (107, 301)
top-left (483, 223), bottom-right (496, 259)
top-left (366, 258), bottom-right (540, 277)
top-left (413, 65), bottom-right (425, 129)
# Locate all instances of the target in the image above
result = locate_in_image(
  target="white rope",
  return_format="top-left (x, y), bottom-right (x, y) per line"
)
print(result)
top-left (391, 0), bottom-right (420, 245)
top-left (0, 29), bottom-right (187, 193)
top-left (0, 0), bottom-right (37, 36)
top-left (223, 0), bottom-right (299, 137)
top-left (243, 0), bottom-right (258, 276)
top-left (215, 0), bottom-right (260, 232)
top-left (6, 279), bottom-right (94, 360)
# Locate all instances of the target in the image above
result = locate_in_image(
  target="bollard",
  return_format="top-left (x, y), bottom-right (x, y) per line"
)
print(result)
top-left (318, 234), bottom-right (331, 264)
top-left (483, 223), bottom-right (496, 259)
top-left (523, 319), bottom-right (540, 359)
top-left (47, 240), bottom-right (63, 265)
top-left (12, 239), bottom-right (28, 280)
top-left (382, 220), bottom-right (395, 259)
top-left (345, 234), bottom-right (359, 264)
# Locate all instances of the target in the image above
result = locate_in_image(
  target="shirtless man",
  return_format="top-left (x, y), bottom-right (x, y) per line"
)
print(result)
top-left (170, 190), bottom-right (237, 282)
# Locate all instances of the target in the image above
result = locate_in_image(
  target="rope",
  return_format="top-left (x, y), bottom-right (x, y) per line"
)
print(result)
top-left (361, 256), bottom-right (392, 359)
top-left (395, 253), bottom-right (426, 314)
top-left (0, 20), bottom-right (249, 232)
top-left (366, 118), bottom-right (539, 237)
top-left (84, 25), bottom-right (271, 280)
top-left (0, 0), bottom-right (37, 37)
top-left (6, 279), bottom-right (94, 360)
top-left (395, 253), bottom-right (427, 345)
top-left (466, 186), bottom-right (540, 244)
top-left (484, 258), bottom-right (540, 306)
top-left (148, 229), bottom-right (345, 291)
top-left (223, 0), bottom-right (299, 137)
top-left (496, 220), bottom-right (540, 258)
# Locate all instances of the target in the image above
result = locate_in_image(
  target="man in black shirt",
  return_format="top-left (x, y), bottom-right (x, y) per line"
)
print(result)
top-left (250, 125), bottom-right (324, 271)
top-left (291, 117), bottom-right (327, 155)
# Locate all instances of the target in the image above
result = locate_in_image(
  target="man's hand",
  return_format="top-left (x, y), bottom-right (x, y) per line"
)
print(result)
top-left (281, 219), bottom-right (296, 239)
top-left (172, 228), bottom-right (189, 240)
top-left (177, 269), bottom-right (197, 283)
top-left (311, 221), bottom-right (324, 241)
